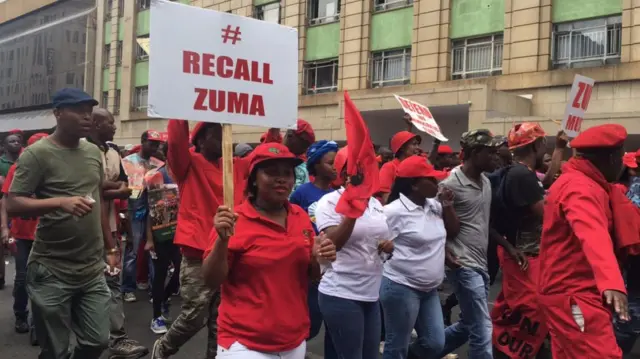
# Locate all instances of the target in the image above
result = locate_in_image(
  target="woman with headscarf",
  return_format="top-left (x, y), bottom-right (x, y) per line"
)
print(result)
top-left (202, 142), bottom-right (337, 359)
top-left (289, 140), bottom-right (339, 356)
top-left (315, 147), bottom-right (393, 359)
top-left (381, 155), bottom-right (457, 359)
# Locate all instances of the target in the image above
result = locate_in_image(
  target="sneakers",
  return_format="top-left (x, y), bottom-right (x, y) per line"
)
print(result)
top-left (15, 317), bottom-right (29, 334)
top-left (124, 293), bottom-right (137, 303)
top-left (150, 317), bottom-right (168, 334)
top-left (108, 338), bottom-right (149, 359)
top-left (151, 339), bottom-right (167, 359)
top-left (137, 282), bottom-right (149, 291)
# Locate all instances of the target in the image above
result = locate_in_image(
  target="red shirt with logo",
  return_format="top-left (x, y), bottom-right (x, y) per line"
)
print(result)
top-left (205, 200), bottom-right (314, 352)
top-left (2, 164), bottom-right (38, 240)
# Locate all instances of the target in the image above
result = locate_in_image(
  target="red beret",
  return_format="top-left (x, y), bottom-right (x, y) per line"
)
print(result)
top-left (570, 124), bottom-right (627, 149)
top-left (295, 119), bottom-right (315, 143)
top-left (9, 129), bottom-right (23, 135)
top-left (437, 145), bottom-right (454, 154)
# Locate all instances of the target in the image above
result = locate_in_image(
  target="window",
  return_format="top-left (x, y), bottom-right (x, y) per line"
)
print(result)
top-left (370, 48), bottom-right (411, 87)
top-left (451, 34), bottom-right (503, 80)
top-left (308, 0), bottom-right (340, 25)
top-left (102, 91), bottom-right (109, 109)
top-left (106, 0), bottom-right (113, 20)
top-left (303, 59), bottom-right (338, 94)
top-left (254, 2), bottom-right (281, 24)
top-left (374, 0), bottom-right (413, 12)
top-left (114, 90), bottom-right (121, 115)
top-left (118, 0), bottom-right (125, 17)
top-left (116, 41), bottom-right (123, 65)
top-left (66, 72), bottom-right (75, 85)
top-left (552, 15), bottom-right (622, 69)
top-left (71, 52), bottom-right (77, 65)
top-left (103, 44), bottom-right (111, 67)
top-left (133, 86), bottom-right (149, 110)
top-left (73, 31), bottom-right (79, 44)
top-left (136, 35), bottom-right (149, 60)
top-left (138, 0), bottom-right (151, 10)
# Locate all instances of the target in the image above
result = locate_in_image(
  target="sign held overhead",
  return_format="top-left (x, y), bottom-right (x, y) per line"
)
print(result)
top-left (561, 75), bottom-right (594, 138)
top-left (394, 95), bottom-right (448, 142)
top-left (148, 0), bottom-right (298, 129)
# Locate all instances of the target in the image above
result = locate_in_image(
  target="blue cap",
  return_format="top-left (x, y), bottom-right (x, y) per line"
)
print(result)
top-left (52, 88), bottom-right (98, 108)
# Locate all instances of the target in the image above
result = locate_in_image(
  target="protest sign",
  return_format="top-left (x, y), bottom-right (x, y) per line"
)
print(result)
top-left (145, 169), bottom-right (179, 243)
top-left (121, 156), bottom-right (164, 199)
top-left (394, 95), bottom-right (448, 142)
top-left (149, 0), bottom-right (298, 207)
top-left (561, 75), bottom-right (594, 138)
top-left (148, 0), bottom-right (298, 128)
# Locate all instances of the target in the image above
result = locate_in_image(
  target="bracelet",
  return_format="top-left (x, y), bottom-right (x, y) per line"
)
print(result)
top-left (106, 248), bottom-right (118, 255)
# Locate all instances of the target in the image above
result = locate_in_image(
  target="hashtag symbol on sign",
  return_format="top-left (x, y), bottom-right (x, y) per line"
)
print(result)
top-left (221, 25), bottom-right (242, 44)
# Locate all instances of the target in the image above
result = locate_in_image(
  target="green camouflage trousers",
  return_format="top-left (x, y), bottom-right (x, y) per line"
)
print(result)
top-left (157, 256), bottom-right (220, 358)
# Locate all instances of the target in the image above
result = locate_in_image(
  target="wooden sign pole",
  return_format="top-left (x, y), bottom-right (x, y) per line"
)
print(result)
top-left (222, 124), bottom-right (234, 208)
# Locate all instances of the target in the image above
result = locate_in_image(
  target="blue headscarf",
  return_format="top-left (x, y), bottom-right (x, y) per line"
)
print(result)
top-left (306, 140), bottom-right (338, 175)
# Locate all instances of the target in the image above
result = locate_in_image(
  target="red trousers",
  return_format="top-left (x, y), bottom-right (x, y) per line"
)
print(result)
top-left (538, 292), bottom-right (622, 359)
top-left (492, 248), bottom-right (548, 359)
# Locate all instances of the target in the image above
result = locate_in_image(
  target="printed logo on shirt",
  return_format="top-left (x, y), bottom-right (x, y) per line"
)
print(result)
top-left (302, 229), bottom-right (313, 240)
top-left (268, 147), bottom-right (280, 154)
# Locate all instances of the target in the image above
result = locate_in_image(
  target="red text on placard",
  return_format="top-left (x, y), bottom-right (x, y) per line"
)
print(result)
top-left (398, 98), bottom-right (434, 119)
top-left (193, 88), bottom-right (265, 116)
top-left (571, 82), bottom-right (592, 110)
top-left (183, 51), bottom-right (273, 84)
top-left (565, 115), bottom-right (583, 132)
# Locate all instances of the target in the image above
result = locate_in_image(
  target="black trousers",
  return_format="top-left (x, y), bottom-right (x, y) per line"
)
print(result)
top-left (151, 240), bottom-right (181, 318)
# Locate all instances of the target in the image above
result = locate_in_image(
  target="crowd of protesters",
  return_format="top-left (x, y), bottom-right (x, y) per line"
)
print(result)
top-left (0, 87), bottom-right (639, 359)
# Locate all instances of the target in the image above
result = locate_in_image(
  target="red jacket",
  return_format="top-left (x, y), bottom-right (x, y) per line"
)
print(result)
top-left (538, 165), bottom-right (625, 297)
top-left (167, 120), bottom-right (249, 257)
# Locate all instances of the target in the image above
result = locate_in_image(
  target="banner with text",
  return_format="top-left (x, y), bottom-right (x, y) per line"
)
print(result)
top-left (561, 75), bottom-right (594, 138)
top-left (148, 0), bottom-right (298, 128)
top-left (394, 95), bottom-right (448, 142)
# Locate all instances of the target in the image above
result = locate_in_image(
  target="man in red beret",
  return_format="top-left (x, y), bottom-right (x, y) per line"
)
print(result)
top-left (538, 124), bottom-right (636, 359)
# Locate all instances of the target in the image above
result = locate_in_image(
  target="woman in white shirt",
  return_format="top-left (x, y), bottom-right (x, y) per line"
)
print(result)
top-left (381, 155), bottom-right (459, 359)
top-left (315, 153), bottom-right (393, 359)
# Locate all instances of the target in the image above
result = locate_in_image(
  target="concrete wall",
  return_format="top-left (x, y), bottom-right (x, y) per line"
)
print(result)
top-left (0, 0), bottom-right (56, 23)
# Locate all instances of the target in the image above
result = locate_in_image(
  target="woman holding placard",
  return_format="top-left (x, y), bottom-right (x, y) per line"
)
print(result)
top-left (203, 142), bottom-right (337, 359)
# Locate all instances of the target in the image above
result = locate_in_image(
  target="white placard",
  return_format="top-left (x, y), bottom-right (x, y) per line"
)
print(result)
top-left (148, 0), bottom-right (298, 129)
top-left (561, 75), bottom-right (595, 138)
top-left (394, 95), bottom-right (448, 142)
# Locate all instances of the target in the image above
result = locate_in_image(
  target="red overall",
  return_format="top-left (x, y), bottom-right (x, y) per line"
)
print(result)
top-left (491, 248), bottom-right (547, 359)
top-left (537, 158), bottom-right (625, 359)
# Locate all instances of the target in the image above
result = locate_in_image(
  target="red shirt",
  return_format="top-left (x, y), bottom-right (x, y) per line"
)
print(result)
top-left (167, 120), bottom-right (248, 258)
top-left (378, 158), bottom-right (400, 193)
top-left (205, 201), bottom-right (313, 352)
top-left (2, 164), bottom-right (38, 240)
top-left (538, 170), bottom-right (625, 297)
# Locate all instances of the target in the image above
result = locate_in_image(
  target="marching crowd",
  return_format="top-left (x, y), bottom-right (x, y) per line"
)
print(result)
top-left (0, 87), bottom-right (639, 359)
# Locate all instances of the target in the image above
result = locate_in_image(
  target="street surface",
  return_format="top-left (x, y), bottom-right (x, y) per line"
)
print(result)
top-left (0, 257), bottom-right (638, 359)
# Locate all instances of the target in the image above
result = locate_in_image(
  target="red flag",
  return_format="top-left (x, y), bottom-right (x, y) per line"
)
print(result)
top-left (336, 91), bottom-right (380, 218)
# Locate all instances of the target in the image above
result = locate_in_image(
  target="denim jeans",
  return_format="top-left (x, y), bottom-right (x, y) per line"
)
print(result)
top-left (439, 267), bottom-right (492, 359)
top-left (318, 292), bottom-right (381, 359)
top-left (308, 283), bottom-right (338, 359)
top-left (121, 218), bottom-right (154, 293)
top-left (379, 276), bottom-right (445, 359)
top-left (615, 293), bottom-right (640, 353)
top-left (13, 239), bottom-right (33, 320)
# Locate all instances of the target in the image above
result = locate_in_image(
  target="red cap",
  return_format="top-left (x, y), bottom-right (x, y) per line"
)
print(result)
top-left (623, 152), bottom-right (638, 169)
top-left (390, 131), bottom-right (420, 155)
top-left (437, 145), bottom-right (454, 154)
top-left (9, 129), bottom-right (22, 135)
top-left (570, 124), bottom-right (627, 149)
top-left (507, 122), bottom-right (546, 150)
top-left (27, 133), bottom-right (48, 146)
top-left (295, 119), bottom-right (315, 143)
top-left (144, 130), bottom-right (163, 142)
top-left (248, 143), bottom-right (303, 175)
top-left (396, 155), bottom-right (448, 180)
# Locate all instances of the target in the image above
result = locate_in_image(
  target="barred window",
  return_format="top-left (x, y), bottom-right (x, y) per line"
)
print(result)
top-left (370, 48), bottom-right (411, 88)
top-left (303, 59), bottom-right (338, 94)
top-left (451, 34), bottom-right (503, 80)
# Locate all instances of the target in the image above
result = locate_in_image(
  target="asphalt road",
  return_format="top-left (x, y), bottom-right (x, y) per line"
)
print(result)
top-left (0, 256), bottom-right (638, 359)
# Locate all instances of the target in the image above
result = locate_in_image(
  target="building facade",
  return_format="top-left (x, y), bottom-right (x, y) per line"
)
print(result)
top-left (96, 0), bottom-right (640, 148)
top-left (0, 0), bottom-right (96, 133)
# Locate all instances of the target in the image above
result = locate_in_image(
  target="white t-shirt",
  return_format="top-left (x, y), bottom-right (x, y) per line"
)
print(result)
top-left (383, 194), bottom-right (446, 292)
top-left (315, 190), bottom-right (390, 302)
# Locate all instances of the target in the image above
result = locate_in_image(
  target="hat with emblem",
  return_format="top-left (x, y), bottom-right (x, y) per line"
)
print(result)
top-left (460, 129), bottom-right (500, 149)
top-left (249, 143), bottom-right (303, 175)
